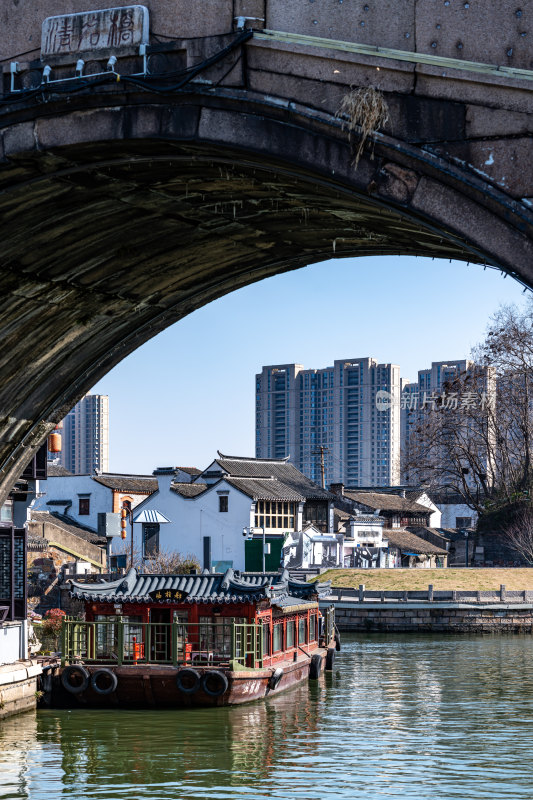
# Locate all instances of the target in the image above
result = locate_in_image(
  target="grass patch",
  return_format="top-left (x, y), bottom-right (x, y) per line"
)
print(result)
top-left (315, 568), bottom-right (533, 591)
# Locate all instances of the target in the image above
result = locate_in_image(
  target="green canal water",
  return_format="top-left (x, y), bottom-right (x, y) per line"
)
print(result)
top-left (2, 633), bottom-right (533, 799)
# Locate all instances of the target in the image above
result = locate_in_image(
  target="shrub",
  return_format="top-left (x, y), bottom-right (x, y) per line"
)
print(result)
top-left (41, 608), bottom-right (66, 637)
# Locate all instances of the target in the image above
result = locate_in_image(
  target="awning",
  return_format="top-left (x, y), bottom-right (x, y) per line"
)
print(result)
top-left (133, 509), bottom-right (171, 524)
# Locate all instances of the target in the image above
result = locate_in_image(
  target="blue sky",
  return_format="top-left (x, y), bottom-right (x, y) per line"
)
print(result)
top-left (91, 255), bottom-right (528, 475)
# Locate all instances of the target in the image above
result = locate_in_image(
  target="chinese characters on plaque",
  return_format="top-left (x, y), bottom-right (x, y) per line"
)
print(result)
top-left (148, 589), bottom-right (189, 602)
top-left (42, 6), bottom-right (149, 58)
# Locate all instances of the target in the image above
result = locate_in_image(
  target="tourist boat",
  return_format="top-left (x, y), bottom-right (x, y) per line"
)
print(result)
top-left (53, 568), bottom-right (337, 707)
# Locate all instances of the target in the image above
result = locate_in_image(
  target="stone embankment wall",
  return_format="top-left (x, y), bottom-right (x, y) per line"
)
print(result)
top-left (331, 602), bottom-right (533, 633)
top-left (324, 585), bottom-right (533, 633)
top-left (0, 661), bottom-right (42, 719)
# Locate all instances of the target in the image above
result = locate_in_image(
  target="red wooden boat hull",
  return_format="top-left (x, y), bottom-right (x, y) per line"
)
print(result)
top-left (52, 648), bottom-right (331, 708)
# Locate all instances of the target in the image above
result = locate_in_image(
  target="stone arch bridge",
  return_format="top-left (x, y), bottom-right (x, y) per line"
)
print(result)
top-left (0, 0), bottom-right (531, 497)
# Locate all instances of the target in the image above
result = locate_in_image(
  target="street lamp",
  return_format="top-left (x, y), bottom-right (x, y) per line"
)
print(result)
top-left (243, 526), bottom-right (269, 572)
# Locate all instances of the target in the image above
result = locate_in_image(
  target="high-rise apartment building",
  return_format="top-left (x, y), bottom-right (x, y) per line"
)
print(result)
top-left (256, 359), bottom-right (401, 488)
top-left (400, 360), bottom-right (472, 482)
top-left (60, 393), bottom-right (109, 474)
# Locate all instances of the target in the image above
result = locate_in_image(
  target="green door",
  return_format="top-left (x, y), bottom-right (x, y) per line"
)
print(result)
top-left (245, 536), bottom-right (284, 571)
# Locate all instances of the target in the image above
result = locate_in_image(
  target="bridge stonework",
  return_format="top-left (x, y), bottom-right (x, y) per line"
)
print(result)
top-left (0, 0), bottom-right (532, 495)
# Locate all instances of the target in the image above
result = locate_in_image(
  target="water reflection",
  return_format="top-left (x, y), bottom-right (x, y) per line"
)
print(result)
top-left (2, 635), bottom-right (533, 799)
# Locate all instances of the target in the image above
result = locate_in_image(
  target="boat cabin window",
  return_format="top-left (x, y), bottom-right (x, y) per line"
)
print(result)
top-left (94, 615), bottom-right (142, 658)
top-left (199, 616), bottom-right (245, 660)
top-left (273, 623), bottom-right (283, 653)
top-left (298, 617), bottom-right (307, 645)
top-left (286, 620), bottom-right (295, 648)
top-left (309, 613), bottom-right (317, 642)
top-left (262, 622), bottom-right (271, 656)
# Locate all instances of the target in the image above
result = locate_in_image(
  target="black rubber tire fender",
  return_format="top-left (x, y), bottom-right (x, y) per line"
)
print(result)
top-left (90, 668), bottom-right (118, 696)
top-left (61, 664), bottom-right (90, 695)
top-left (176, 667), bottom-right (201, 694)
top-left (325, 647), bottom-right (336, 671)
top-left (309, 653), bottom-right (322, 680)
top-left (335, 626), bottom-right (342, 652)
top-left (201, 669), bottom-right (229, 698)
top-left (268, 667), bottom-right (284, 690)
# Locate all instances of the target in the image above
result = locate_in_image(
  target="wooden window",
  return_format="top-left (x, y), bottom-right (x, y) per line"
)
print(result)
top-left (219, 495), bottom-right (228, 513)
top-left (298, 617), bottom-right (307, 645)
top-left (143, 523), bottom-right (160, 556)
top-left (309, 613), bottom-right (317, 642)
top-left (273, 623), bottom-right (283, 653)
top-left (286, 620), bottom-right (295, 648)
top-left (255, 501), bottom-right (295, 530)
top-left (79, 498), bottom-right (90, 515)
top-left (262, 622), bottom-right (271, 656)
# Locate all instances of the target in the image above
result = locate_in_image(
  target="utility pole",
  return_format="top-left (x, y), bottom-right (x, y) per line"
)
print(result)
top-left (311, 445), bottom-right (328, 489)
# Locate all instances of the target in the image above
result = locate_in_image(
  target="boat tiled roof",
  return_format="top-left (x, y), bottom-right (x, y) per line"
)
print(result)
top-left (345, 491), bottom-right (431, 515)
top-left (92, 474), bottom-right (158, 493)
top-left (212, 453), bottom-right (332, 500)
top-left (170, 482), bottom-right (209, 498)
top-left (67, 567), bottom-right (331, 604)
top-left (384, 529), bottom-right (448, 555)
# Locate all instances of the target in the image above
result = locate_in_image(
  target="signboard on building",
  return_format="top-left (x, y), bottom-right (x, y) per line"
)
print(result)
top-left (148, 588), bottom-right (189, 603)
top-left (42, 6), bottom-right (149, 59)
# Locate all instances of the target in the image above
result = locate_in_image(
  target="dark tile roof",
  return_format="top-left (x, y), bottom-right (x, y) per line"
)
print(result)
top-left (30, 510), bottom-right (106, 545)
top-left (212, 454), bottom-right (332, 500)
top-left (67, 567), bottom-right (331, 604)
top-left (384, 529), bottom-right (448, 555)
top-left (177, 466), bottom-right (202, 477)
top-left (27, 535), bottom-right (48, 551)
top-left (434, 527), bottom-right (473, 541)
top-left (345, 491), bottom-right (431, 515)
top-left (406, 526), bottom-right (452, 548)
top-left (225, 477), bottom-right (305, 502)
top-left (92, 474), bottom-right (158, 493)
top-left (170, 482), bottom-right (208, 498)
top-left (46, 464), bottom-right (72, 477)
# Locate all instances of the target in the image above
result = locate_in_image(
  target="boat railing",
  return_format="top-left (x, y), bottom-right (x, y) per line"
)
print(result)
top-left (61, 618), bottom-right (264, 669)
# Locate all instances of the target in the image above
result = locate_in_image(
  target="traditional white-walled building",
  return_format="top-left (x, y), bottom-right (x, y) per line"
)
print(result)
top-left (130, 455), bottom-right (335, 571)
top-left (32, 470), bottom-right (158, 531)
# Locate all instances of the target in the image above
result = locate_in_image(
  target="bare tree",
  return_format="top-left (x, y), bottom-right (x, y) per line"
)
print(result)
top-left (406, 300), bottom-right (533, 515)
top-left (503, 507), bottom-right (533, 565)
top-left (114, 542), bottom-right (201, 574)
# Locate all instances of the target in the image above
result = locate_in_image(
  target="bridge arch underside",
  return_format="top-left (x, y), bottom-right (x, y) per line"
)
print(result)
top-left (0, 94), bottom-right (532, 496)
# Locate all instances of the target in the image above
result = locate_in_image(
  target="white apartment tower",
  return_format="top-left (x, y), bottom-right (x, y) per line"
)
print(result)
top-left (256, 359), bottom-right (401, 488)
top-left (60, 393), bottom-right (109, 474)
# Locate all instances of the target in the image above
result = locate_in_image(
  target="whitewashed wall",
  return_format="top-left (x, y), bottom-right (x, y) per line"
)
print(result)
top-left (32, 475), bottom-right (111, 530)
top-left (414, 493), bottom-right (442, 528)
top-left (438, 503), bottom-right (478, 529)
top-left (33, 475), bottom-right (152, 531)
top-left (130, 475), bottom-right (255, 570)
top-left (0, 622), bottom-right (26, 665)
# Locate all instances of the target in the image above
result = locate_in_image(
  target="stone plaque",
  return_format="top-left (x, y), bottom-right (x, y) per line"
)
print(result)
top-left (42, 6), bottom-right (149, 58)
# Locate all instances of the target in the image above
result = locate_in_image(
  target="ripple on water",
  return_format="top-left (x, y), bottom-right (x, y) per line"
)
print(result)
top-left (2, 635), bottom-right (533, 799)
